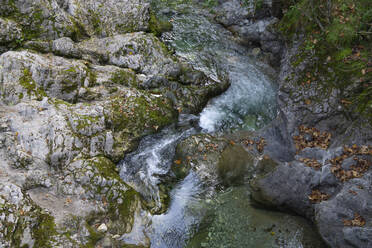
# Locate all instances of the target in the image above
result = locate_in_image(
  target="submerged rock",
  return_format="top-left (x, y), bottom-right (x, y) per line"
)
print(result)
top-left (187, 186), bottom-right (328, 248)
top-left (174, 134), bottom-right (255, 190)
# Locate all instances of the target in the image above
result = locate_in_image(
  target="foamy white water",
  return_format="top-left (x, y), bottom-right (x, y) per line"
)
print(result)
top-left (148, 172), bottom-right (206, 248)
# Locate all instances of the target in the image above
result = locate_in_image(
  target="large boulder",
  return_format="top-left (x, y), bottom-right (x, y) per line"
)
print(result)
top-left (250, 144), bottom-right (372, 247)
top-left (0, 3), bottom-right (229, 243)
top-left (66, 0), bottom-right (150, 37)
top-left (0, 51), bottom-right (88, 104)
top-left (0, 0), bottom-right (151, 55)
top-left (211, 0), bottom-right (284, 66)
top-left (0, 0), bottom-right (78, 42)
top-left (0, 98), bottom-right (148, 247)
top-left (173, 134), bottom-right (255, 188)
top-left (24, 33), bottom-right (230, 113)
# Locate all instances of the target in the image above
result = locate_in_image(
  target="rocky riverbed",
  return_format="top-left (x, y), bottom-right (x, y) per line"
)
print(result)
top-left (0, 0), bottom-right (371, 247)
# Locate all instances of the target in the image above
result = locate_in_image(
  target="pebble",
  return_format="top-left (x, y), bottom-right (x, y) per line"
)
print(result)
top-left (97, 223), bottom-right (108, 233)
top-left (112, 234), bottom-right (120, 239)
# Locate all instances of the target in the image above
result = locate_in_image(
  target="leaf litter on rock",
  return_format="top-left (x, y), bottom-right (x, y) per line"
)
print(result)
top-left (293, 126), bottom-right (331, 152)
top-left (299, 157), bottom-right (322, 170)
top-left (308, 190), bottom-right (330, 203)
top-left (330, 145), bottom-right (371, 182)
top-left (343, 213), bottom-right (366, 227)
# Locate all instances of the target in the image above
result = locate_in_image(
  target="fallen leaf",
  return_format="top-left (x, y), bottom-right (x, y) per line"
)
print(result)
top-left (343, 213), bottom-right (365, 227)
top-left (309, 190), bottom-right (330, 203)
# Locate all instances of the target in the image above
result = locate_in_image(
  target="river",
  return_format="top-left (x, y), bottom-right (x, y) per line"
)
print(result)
top-left (118, 1), bottom-right (326, 247)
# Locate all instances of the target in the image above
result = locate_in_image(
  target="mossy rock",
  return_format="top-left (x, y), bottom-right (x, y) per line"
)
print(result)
top-left (19, 68), bottom-right (47, 101)
top-left (105, 91), bottom-right (178, 161)
top-left (217, 144), bottom-right (255, 187)
top-left (148, 12), bottom-right (173, 36)
top-left (249, 156), bottom-right (279, 207)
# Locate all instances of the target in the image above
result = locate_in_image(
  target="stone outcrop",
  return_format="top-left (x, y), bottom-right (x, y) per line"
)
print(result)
top-left (0, 0), bottom-right (229, 246)
top-left (212, 0), bottom-right (284, 67)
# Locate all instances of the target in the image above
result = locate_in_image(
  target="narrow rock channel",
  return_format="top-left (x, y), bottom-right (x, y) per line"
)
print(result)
top-left (118, 1), bottom-right (327, 247)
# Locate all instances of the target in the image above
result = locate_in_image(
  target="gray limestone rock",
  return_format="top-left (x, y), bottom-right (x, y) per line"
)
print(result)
top-left (67, 0), bottom-right (150, 37)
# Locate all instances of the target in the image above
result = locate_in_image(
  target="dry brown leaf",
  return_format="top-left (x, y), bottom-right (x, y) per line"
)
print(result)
top-left (309, 190), bottom-right (330, 203)
top-left (343, 213), bottom-right (366, 227)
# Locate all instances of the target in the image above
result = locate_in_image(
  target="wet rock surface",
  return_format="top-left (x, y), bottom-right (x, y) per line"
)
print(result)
top-left (212, 0), bottom-right (284, 67)
top-left (174, 134), bottom-right (255, 188)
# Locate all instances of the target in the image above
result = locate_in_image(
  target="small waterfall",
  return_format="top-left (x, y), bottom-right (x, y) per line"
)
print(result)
top-left (148, 172), bottom-right (206, 248)
top-left (120, 125), bottom-right (197, 211)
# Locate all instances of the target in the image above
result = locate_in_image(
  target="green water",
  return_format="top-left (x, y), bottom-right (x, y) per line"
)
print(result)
top-left (187, 187), bottom-right (327, 248)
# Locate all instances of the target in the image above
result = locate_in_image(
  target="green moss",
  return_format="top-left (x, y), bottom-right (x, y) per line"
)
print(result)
top-left (91, 157), bottom-right (120, 181)
top-left (65, 67), bottom-right (77, 73)
top-left (52, 98), bottom-right (73, 108)
top-left (85, 224), bottom-right (104, 248)
top-left (148, 12), bottom-right (173, 36)
top-left (109, 189), bottom-right (138, 223)
top-left (88, 9), bottom-right (103, 35)
top-left (32, 214), bottom-right (57, 248)
top-left (88, 71), bottom-right (97, 86)
top-left (19, 68), bottom-right (46, 100)
top-left (335, 48), bottom-right (352, 61)
top-left (326, 22), bottom-right (356, 46)
top-left (73, 114), bottom-right (100, 132)
top-left (254, 0), bottom-right (264, 11)
top-left (110, 69), bottom-right (138, 88)
top-left (107, 92), bottom-right (177, 134)
top-left (60, 80), bottom-right (78, 94)
top-left (68, 18), bottom-right (88, 42)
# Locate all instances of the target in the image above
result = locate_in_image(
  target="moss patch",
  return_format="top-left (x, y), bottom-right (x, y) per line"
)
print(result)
top-left (110, 69), bottom-right (139, 88)
top-left (106, 91), bottom-right (177, 139)
top-left (85, 223), bottom-right (104, 248)
top-left (19, 68), bottom-right (46, 100)
top-left (91, 156), bottom-right (120, 181)
top-left (148, 12), bottom-right (173, 36)
top-left (32, 214), bottom-right (57, 248)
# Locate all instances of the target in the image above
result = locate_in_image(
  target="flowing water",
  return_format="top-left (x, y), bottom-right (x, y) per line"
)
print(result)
top-left (119, 1), bottom-right (325, 247)
top-left (159, 3), bottom-right (277, 132)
